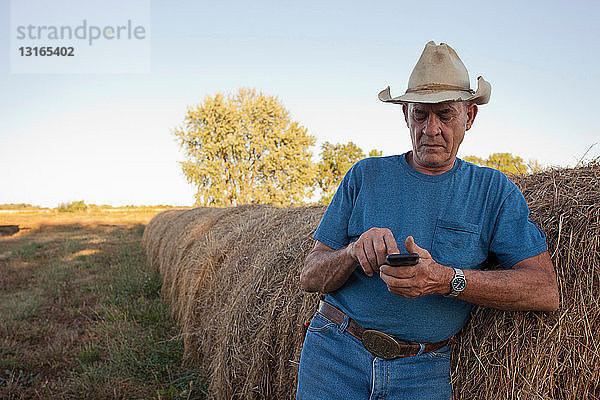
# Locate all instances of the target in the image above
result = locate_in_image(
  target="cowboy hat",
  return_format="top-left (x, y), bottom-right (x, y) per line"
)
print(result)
top-left (378, 41), bottom-right (491, 105)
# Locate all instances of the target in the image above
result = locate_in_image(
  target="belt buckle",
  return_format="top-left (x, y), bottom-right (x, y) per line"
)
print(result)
top-left (362, 329), bottom-right (403, 360)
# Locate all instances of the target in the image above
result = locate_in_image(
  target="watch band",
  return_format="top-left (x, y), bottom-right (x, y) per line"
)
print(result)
top-left (447, 268), bottom-right (466, 298)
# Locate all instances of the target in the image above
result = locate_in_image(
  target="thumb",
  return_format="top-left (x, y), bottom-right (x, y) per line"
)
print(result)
top-left (405, 236), bottom-right (428, 257)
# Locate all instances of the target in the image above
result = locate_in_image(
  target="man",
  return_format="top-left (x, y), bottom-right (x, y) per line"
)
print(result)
top-left (296, 41), bottom-right (559, 399)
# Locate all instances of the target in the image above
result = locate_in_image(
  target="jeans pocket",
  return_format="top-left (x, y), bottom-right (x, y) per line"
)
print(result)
top-left (307, 312), bottom-right (337, 333)
top-left (427, 351), bottom-right (451, 361)
top-left (426, 344), bottom-right (452, 361)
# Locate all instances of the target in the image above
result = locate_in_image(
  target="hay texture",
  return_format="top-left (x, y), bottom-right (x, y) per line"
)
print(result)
top-left (143, 205), bottom-right (324, 399)
top-left (143, 161), bottom-right (599, 400)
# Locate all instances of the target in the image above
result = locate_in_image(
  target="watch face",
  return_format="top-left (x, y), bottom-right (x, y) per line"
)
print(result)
top-left (452, 277), bottom-right (466, 292)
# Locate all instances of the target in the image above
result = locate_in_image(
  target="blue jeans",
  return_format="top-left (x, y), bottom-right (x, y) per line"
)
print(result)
top-left (296, 311), bottom-right (452, 400)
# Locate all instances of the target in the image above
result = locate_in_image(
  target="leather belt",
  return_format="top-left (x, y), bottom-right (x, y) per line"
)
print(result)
top-left (317, 300), bottom-right (450, 360)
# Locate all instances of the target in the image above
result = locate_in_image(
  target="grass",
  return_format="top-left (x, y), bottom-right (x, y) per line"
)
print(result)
top-left (0, 211), bottom-right (206, 399)
top-left (15, 242), bottom-right (44, 261)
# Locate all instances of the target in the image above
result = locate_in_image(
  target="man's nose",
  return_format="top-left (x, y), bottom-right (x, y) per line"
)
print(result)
top-left (422, 115), bottom-right (442, 136)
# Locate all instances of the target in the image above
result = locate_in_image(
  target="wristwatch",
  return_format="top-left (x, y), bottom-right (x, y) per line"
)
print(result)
top-left (446, 268), bottom-right (466, 298)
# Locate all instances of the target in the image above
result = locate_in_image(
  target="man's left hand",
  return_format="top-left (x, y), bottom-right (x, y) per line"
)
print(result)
top-left (379, 236), bottom-right (453, 298)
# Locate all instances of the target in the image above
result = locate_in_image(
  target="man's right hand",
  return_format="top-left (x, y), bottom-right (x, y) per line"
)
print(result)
top-left (300, 228), bottom-right (400, 293)
top-left (348, 227), bottom-right (400, 277)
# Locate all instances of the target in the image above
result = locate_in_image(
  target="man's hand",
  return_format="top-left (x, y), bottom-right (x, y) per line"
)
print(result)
top-left (300, 227), bottom-right (400, 293)
top-left (348, 227), bottom-right (400, 277)
top-left (379, 236), bottom-right (453, 298)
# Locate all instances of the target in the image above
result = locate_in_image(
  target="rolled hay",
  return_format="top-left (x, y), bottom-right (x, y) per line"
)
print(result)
top-left (451, 161), bottom-right (600, 399)
top-left (144, 204), bottom-right (324, 399)
top-left (142, 206), bottom-right (230, 321)
top-left (143, 161), bottom-right (600, 400)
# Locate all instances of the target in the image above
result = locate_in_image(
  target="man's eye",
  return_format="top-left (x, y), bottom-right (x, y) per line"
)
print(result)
top-left (414, 112), bottom-right (426, 120)
top-left (440, 115), bottom-right (451, 122)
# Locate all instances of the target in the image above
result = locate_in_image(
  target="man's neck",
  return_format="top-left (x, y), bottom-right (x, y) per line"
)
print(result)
top-left (406, 152), bottom-right (456, 175)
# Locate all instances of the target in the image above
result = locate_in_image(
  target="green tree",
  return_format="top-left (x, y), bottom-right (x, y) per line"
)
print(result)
top-left (56, 200), bottom-right (88, 213)
top-left (464, 152), bottom-right (531, 175)
top-left (369, 149), bottom-right (383, 158)
top-left (316, 142), bottom-right (382, 204)
top-left (174, 88), bottom-right (316, 206)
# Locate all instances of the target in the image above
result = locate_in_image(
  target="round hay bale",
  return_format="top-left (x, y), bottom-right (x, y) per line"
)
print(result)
top-left (143, 161), bottom-right (600, 399)
top-left (450, 161), bottom-right (600, 399)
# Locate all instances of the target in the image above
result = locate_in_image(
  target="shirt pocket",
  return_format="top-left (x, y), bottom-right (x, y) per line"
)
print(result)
top-left (431, 218), bottom-right (485, 268)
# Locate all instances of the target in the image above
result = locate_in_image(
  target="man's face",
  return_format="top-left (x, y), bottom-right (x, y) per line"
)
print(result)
top-left (403, 101), bottom-right (478, 173)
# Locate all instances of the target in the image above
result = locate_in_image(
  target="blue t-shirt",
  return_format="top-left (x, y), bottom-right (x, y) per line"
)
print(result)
top-left (313, 153), bottom-right (548, 343)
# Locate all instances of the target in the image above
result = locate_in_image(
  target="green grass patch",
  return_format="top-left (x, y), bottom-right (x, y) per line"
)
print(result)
top-left (15, 242), bottom-right (44, 261)
top-left (76, 345), bottom-right (101, 365)
top-left (62, 239), bottom-right (83, 255)
top-left (67, 240), bottom-right (207, 399)
top-left (35, 263), bottom-right (75, 301)
top-left (0, 354), bottom-right (20, 371)
top-left (0, 290), bottom-right (43, 321)
top-left (136, 224), bottom-right (145, 238)
top-left (0, 369), bottom-right (40, 388)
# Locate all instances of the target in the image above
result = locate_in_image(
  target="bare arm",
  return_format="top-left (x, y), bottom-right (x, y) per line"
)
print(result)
top-left (379, 236), bottom-right (559, 312)
top-left (457, 251), bottom-right (559, 311)
top-left (300, 227), bottom-right (400, 293)
top-left (299, 241), bottom-right (356, 293)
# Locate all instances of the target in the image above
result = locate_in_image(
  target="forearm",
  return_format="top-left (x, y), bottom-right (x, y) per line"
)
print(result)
top-left (456, 265), bottom-right (559, 312)
top-left (300, 243), bottom-right (357, 293)
top-left (381, 247), bottom-right (559, 312)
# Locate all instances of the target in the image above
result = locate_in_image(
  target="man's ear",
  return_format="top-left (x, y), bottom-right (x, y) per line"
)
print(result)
top-left (465, 103), bottom-right (478, 131)
top-left (402, 103), bottom-right (409, 127)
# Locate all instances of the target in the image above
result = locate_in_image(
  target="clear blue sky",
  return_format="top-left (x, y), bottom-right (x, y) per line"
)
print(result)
top-left (1, 0), bottom-right (599, 207)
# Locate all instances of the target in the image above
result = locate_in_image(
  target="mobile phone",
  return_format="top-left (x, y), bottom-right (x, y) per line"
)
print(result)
top-left (386, 253), bottom-right (419, 266)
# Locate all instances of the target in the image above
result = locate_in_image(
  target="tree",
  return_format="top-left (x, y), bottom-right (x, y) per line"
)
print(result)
top-left (56, 200), bottom-right (88, 213)
top-left (174, 88), bottom-right (316, 206)
top-left (316, 142), bottom-right (382, 204)
top-left (463, 152), bottom-right (532, 175)
top-left (369, 149), bottom-right (383, 158)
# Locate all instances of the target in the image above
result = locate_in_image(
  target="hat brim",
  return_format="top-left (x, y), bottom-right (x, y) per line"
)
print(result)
top-left (378, 76), bottom-right (491, 105)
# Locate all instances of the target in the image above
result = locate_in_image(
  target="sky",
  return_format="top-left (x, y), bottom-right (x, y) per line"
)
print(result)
top-left (1, 0), bottom-right (599, 208)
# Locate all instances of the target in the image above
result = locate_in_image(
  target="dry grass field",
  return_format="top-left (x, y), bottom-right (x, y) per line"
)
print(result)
top-left (0, 210), bottom-right (206, 400)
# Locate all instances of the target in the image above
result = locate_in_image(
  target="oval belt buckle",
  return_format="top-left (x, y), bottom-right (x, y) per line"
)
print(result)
top-left (361, 329), bottom-right (401, 360)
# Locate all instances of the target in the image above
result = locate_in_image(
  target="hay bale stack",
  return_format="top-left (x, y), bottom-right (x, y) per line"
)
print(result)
top-left (451, 162), bottom-right (600, 399)
top-left (143, 205), bottom-right (324, 399)
top-left (142, 207), bottom-right (230, 321)
top-left (143, 161), bottom-right (599, 400)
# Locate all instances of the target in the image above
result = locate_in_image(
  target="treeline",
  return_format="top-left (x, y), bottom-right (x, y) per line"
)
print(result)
top-left (54, 202), bottom-right (179, 212)
top-left (175, 88), bottom-right (541, 207)
top-left (0, 202), bottom-right (178, 212)
top-left (464, 154), bottom-right (543, 175)
top-left (0, 203), bottom-right (45, 210)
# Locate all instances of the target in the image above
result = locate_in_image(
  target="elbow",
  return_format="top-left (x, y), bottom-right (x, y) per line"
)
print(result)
top-left (300, 263), bottom-right (330, 293)
top-left (299, 270), bottom-right (311, 292)
top-left (545, 284), bottom-right (560, 312)
top-left (540, 295), bottom-right (559, 313)
top-left (539, 253), bottom-right (560, 312)
top-left (540, 278), bottom-right (560, 312)
top-left (299, 264), bottom-right (318, 293)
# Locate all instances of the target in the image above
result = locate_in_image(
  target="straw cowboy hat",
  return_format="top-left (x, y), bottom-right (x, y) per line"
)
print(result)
top-left (378, 41), bottom-right (491, 105)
